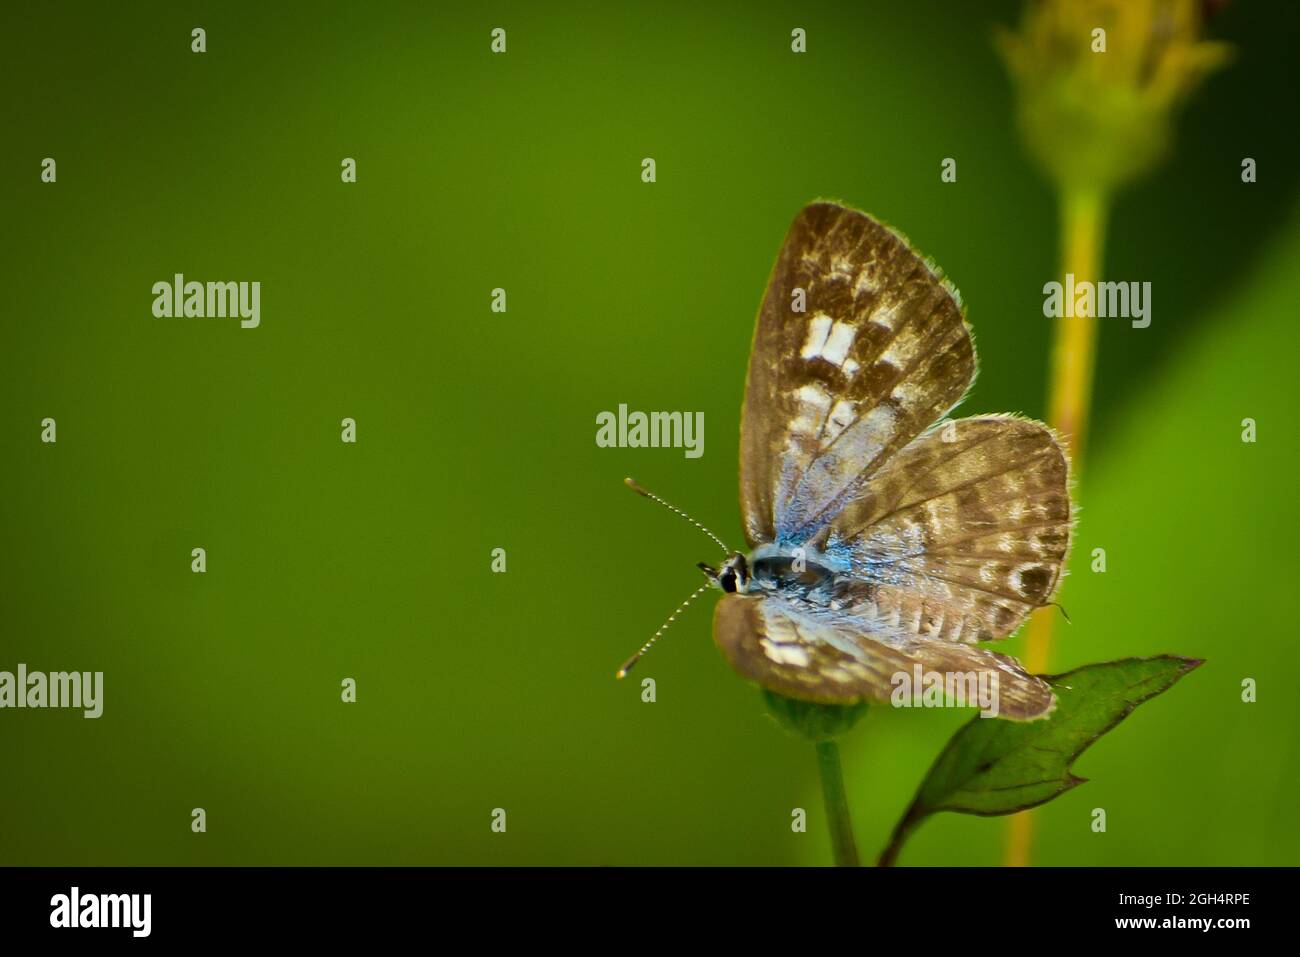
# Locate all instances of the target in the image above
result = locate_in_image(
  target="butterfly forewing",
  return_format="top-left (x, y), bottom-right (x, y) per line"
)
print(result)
top-left (739, 202), bottom-right (975, 548)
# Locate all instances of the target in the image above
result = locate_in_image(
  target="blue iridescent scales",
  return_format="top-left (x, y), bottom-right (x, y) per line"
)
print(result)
top-left (716, 202), bottom-right (1072, 720)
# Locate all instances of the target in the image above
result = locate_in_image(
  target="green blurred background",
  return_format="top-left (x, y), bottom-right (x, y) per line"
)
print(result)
top-left (2, 0), bottom-right (1297, 865)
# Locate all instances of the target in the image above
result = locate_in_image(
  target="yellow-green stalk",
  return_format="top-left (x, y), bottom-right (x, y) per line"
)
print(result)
top-left (995, 0), bottom-right (1229, 866)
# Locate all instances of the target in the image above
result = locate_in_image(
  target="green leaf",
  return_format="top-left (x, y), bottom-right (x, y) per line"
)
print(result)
top-left (879, 656), bottom-right (1201, 865)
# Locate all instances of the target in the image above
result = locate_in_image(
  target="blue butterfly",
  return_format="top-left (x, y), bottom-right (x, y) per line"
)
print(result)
top-left (621, 203), bottom-right (1072, 720)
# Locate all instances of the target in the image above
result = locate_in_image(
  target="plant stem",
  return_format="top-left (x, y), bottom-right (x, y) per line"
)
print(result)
top-left (877, 802), bottom-right (922, 868)
top-left (815, 739), bottom-right (860, 867)
top-left (1004, 186), bottom-right (1109, 868)
top-left (1042, 187), bottom-right (1108, 477)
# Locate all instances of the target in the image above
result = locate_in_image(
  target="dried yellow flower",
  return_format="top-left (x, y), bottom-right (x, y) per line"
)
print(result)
top-left (996, 0), bottom-right (1232, 194)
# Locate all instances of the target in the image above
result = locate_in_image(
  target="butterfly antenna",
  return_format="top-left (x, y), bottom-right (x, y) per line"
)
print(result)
top-left (1044, 600), bottom-right (1072, 624)
top-left (624, 477), bottom-right (730, 555)
top-left (616, 580), bottom-right (712, 679)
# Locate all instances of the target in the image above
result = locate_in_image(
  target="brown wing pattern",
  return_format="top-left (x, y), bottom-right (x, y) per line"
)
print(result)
top-left (711, 202), bottom-right (1073, 721)
top-left (739, 202), bottom-right (975, 548)
top-left (821, 416), bottom-right (1072, 643)
top-left (714, 594), bottom-right (1056, 720)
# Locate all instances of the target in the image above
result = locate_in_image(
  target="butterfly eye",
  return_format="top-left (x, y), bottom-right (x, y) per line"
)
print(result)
top-left (718, 568), bottom-right (738, 593)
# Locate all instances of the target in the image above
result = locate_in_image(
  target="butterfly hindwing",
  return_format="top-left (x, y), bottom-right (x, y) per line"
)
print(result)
top-left (818, 415), bottom-right (1072, 643)
top-left (713, 593), bottom-right (1056, 719)
top-left (739, 202), bottom-right (975, 548)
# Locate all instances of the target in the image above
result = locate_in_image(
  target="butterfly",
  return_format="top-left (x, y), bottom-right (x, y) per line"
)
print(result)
top-left (621, 202), bottom-right (1072, 720)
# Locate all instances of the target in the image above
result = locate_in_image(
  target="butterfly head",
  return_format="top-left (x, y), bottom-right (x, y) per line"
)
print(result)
top-left (698, 553), bottom-right (750, 594)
